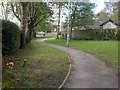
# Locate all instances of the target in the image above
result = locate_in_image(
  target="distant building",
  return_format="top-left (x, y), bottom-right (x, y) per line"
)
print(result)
top-left (88, 19), bottom-right (117, 29)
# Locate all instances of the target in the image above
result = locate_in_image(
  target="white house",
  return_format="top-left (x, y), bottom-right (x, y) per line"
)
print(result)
top-left (100, 20), bottom-right (117, 29)
top-left (89, 19), bottom-right (118, 29)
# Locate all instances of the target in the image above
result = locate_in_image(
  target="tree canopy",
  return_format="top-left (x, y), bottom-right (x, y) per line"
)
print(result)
top-left (9, 2), bottom-right (54, 47)
top-left (65, 2), bottom-right (95, 29)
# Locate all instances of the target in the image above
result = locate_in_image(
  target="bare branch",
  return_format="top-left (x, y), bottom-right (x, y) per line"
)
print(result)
top-left (11, 3), bottom-right (21, 21)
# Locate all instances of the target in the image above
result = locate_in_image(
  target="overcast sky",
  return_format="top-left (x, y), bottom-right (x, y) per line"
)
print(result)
top-left (90, 0), bottom-right (106, 14)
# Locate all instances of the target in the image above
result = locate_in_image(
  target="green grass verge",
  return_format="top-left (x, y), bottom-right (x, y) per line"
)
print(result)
top-left (45, 39), bottom-right (118, 69)
top-left (3, 37), bottom-right (70, 88)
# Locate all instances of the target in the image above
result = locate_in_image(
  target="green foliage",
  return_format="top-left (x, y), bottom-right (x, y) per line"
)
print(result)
top-left (35, 20), bottom-right (53, 32)
top-left (2, 20), bottom-right (20, 55)
top-left (33, 2), bottom-right (54, 32)
top-left (32, 2), bottom-right (53, 26)
top-left (63, 29), bottom-right (118, 40)
top-left (89, 29), bottom-right (118, 40)
top-left (117, 29), bottom-right (120, 40)
top-left (65, 2), bottom-right (95, 28)
top-left (11, 2), bottom-right (53, 44)
top-left (97, 11), bottom-right (109, 19)
top-left (104, 2), bottom-right (118, 24)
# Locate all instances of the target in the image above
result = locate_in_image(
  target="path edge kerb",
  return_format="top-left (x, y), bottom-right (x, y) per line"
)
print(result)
top-left (58, 55), bottom-right (72, 90)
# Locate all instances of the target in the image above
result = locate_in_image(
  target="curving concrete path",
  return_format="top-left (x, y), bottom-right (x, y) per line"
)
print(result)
top-left (37, 39), bottom-right (118, 88)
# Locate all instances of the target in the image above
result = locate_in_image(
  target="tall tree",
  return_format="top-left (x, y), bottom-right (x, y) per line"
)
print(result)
top-left (118, 1), bottom-right (120, 27)
top-left (26, 2), bottom-right (53, 42)
top-left (35, 19), bottom-right (53, 33)
top-left (65, 2), bottom-right (95, 39)
top-left (102, 2), bottom-right (118, 23)
top-left (51, 2), bottom-right (67, 39)
top-left (110, 2), bottom-right (118, 24)
top-left (97, 11), bottom-right (109, 19)
top-left (11, 2), bottom-right (53, 45)
top-left (19, 2), bottom-right (28, 48)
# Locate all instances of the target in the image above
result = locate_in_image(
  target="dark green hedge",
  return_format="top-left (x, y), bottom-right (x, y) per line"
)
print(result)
top-left (62, 29), bottom-right (119, 40)
top-left (2, 20), bottom-right (20, 55)
top-left (117, 29), bottom-right (120, 41)
top-left (89, 29), bottom-right (118, 40)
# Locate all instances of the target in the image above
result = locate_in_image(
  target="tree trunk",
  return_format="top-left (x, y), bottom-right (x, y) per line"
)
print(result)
top-left (26, 23), bottom-right (34, 43)
top-left (70, 5), bottom-right (77, 40)
top-left (70, 26), bottom-right (72, 40)
top-left (56, 27), bottom-right (59, 39)
top-left (26, 31), bottom-right (30, 43)
top-left (33, 30), bottom-right (36, 38)
top-left (20, 2), bottom-right (27, 49)
top-left (56, 3), bottom-right (61, 39)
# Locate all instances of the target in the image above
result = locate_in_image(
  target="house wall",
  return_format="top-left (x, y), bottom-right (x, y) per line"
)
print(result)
top-left (103, 22), bottom-right (117, 29)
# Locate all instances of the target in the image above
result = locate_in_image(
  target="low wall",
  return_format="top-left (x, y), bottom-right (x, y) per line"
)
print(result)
top-left (72, 30), bottom-right (91, 40)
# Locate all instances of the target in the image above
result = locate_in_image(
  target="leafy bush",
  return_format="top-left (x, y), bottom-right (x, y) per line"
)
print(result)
top-left (2, 20), bottom-right (20, 55)
top-left (89, 29), bottom-right (118, 40)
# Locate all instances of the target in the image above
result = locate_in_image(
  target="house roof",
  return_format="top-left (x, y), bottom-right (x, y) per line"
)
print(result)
top-left (88, 19), bottom-right (115, 29)
top-left (100, 19), bottom-right (114, 26)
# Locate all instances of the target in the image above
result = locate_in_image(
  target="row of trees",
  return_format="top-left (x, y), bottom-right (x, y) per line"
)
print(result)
top-left (53, 2), bottom-right (67, 39)
top-left (1, 1), bottom-right (53, 49)
top-left (1, 1), bottom-right (97, 45)
top-left (12, 2), bottom-right (53, 48)
top-left (51, 2), bottom-right (95, 39)
top-left (2, 1), bottom-right (118, 47)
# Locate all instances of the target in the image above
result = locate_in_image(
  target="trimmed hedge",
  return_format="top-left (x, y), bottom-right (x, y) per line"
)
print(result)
top-left (2, 20), bottom-right (20, 55)
top-left (62, 29), bottom-right (119, 40)
top-left (89, 29), bottom-right (118, 40)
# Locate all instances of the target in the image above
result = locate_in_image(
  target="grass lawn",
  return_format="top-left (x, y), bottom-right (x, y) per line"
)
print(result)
top-left (45, 39), bottom-right (118, 69)
top-left (3, 37), bottom-right (70, 88)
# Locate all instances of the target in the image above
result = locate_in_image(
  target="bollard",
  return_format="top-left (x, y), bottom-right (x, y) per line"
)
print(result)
top-left (23, 59), bottom-right (27, 67)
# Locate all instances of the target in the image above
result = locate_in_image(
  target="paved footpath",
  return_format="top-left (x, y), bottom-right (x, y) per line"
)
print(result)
top-left (37, 39), bottom-right (118, 88)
